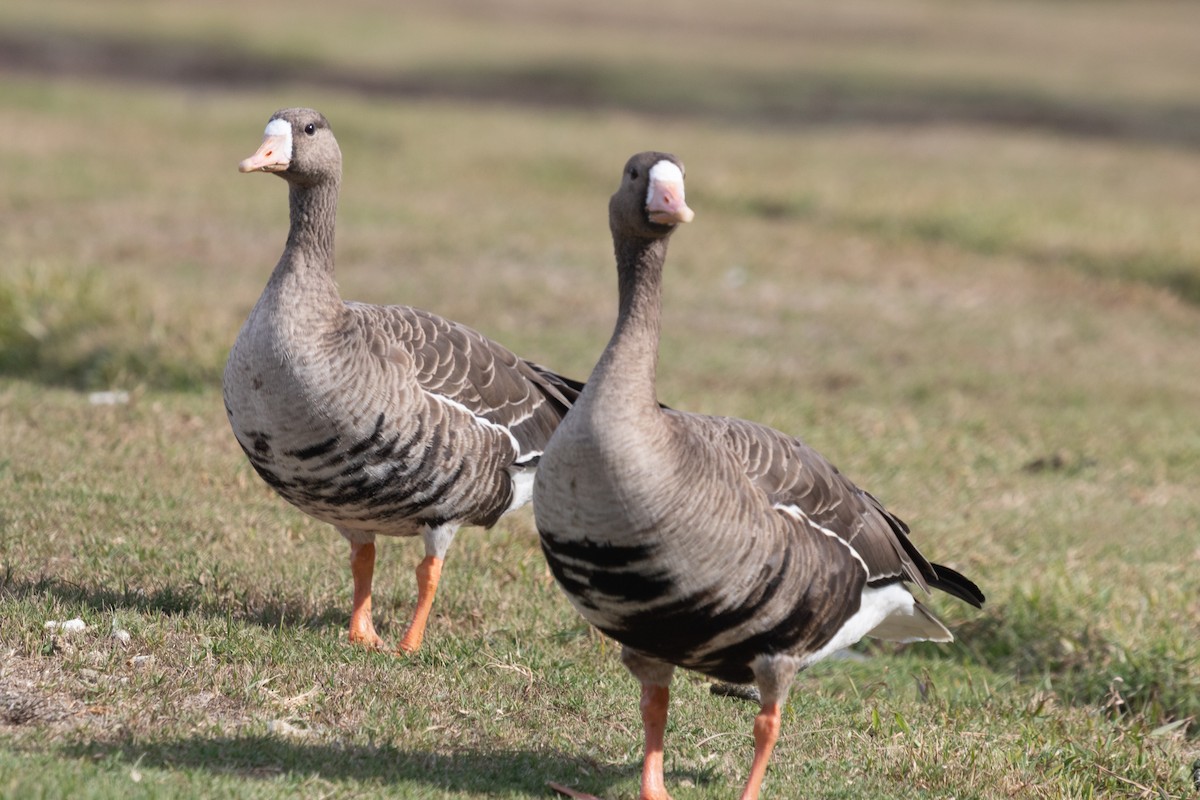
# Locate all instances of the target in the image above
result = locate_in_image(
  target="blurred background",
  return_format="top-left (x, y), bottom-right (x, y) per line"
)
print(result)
top-left (3, 0), bottom-right (1199, 392)
top-left (2, 0), bottom-right (1198, 796)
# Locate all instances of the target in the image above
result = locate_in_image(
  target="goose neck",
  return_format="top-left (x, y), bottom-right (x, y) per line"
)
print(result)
top-left (590, 236), bottom-right (670, 409)
top-left (282, 177), bottom-right (339, 276)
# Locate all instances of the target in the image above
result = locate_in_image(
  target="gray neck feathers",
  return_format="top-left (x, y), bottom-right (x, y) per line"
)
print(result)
top-left (587, 235), bottom-right (671, 414)
top-left (282, 177), bottom-right (339, 279)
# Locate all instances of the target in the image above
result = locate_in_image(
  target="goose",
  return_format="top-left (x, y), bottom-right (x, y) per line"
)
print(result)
top-left (224, 108), bottom-right (581, 654)
top-left (532, 152), bottom-right (984, 800)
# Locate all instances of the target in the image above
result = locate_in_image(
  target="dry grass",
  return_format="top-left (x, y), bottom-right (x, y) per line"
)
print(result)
top-left (2, 0), bottom-right (1200, 797)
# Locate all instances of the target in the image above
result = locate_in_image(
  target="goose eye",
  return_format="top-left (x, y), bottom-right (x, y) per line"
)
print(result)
top-left (304, 123), bottom-right (316, 136)
top-left (629, 168), bottom-right (640, 180)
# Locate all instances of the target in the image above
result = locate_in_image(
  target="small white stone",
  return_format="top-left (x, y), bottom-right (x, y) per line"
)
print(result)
top-left (112, 630), bottom-right (132, 645)
top-left (130, 655), bottom-right (155, 667)
top-left (88, 391), bottom-right (130, 405)
top-left (44, 618), bottom-right (87, 633)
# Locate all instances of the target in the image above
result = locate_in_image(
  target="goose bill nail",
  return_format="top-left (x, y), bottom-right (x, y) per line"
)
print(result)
top-left (238, 135), bottom-right (291, 173)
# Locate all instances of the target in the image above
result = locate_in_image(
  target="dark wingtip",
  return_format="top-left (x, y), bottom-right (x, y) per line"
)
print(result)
top-left (928, 563), bottom-right (985, 608)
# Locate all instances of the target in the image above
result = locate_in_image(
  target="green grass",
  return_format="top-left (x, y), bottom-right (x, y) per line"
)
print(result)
top-left (2, 0), bottom-right (1200, 797)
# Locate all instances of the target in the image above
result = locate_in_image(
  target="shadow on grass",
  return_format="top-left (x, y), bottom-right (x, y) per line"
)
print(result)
top-left (0, 571), bottom-right (348, 636)
top-left (7, 569), bottom-right (1196, 738)
top-left (57, 735), bottom-right (645, 797)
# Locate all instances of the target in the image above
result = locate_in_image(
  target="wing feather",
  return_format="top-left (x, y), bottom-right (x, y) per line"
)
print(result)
top-left (677, 412), bottom-right (942, 593)
top-left (348, 302), bottom-right (580, 462)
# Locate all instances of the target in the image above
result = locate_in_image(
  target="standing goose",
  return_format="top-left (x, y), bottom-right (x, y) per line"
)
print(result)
top-left (533, 152), bottom-right (984, 800)
top-left (224, 108), bottom-right (581, 654)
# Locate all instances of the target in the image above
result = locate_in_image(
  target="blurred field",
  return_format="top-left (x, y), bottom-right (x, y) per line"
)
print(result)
top-left (2, 1), bottom-right (1199, 798)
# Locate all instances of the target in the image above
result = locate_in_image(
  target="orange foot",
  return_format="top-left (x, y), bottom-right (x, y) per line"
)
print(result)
top-left (348, 614), bottom-right (385, 650)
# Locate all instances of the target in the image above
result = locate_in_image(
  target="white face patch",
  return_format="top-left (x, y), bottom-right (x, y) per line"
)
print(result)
top-left (646, 160), bottom-right (684, 205)
top-left (264, 117), bottom-right (294, 161)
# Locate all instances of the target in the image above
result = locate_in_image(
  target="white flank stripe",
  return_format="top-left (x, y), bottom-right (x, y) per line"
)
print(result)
top-left (774, 503), bottom-right (869, 574)
top-left (514, 449), bottom-right (542, 466)
top-left (774, 502), bottom-right (950, 667)
top-left (426, 390), bottom-right (521, 454)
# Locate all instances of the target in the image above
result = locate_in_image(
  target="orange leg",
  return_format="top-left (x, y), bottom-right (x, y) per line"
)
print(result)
top-left (638, 683), bottom-right (673, 800)
top-left (739, 701), bottom-right (782, 800)
top-left (348, 541), bottom-right (384, 649)
top-left (397, 555), bottom-right (443, 654)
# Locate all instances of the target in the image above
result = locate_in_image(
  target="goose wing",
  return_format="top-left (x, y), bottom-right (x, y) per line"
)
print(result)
top-left (351, 303), bottom-right (579, 462)
top-left (679, 413), bottom-right (983, 606)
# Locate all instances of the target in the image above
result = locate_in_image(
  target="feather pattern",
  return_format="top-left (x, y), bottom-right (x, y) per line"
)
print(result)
top-left (228, 300), bottom-right (574, 533)
top-left (223, 108), bottom-right (580, 651)
top-left (533, 152), bottom-right (982, 799)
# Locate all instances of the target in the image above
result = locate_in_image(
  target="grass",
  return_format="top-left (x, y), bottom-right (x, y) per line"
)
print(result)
top-left (2, 0), bottom-right (1200, 797)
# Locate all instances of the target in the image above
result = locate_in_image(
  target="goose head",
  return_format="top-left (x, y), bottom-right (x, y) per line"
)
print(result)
top-left (609, 151), bottom-right (695, 241)
top-left (238, 107), bottom-right (340, 187)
